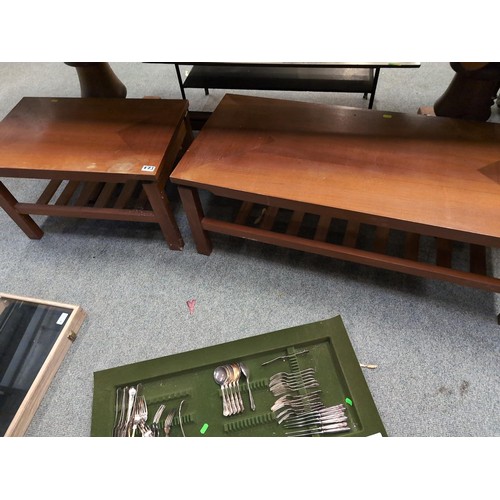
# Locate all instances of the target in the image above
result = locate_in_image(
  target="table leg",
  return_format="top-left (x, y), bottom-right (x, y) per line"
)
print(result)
top-left (178, 186), bottom-right (212, 255)
top-left (368, 68), bottom-right (380, 109)
top-left (174, 64), bottom-right (187, 100)
top-left (0, 181), bottom-right (43, 239)
top-left (142, 182), bottom-right (184, 250)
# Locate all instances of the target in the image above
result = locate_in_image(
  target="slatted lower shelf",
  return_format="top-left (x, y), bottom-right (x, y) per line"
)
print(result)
top-left (16, 179), bottom-right (156, 221)
top-left (202, 198), bottom-right (498, 293)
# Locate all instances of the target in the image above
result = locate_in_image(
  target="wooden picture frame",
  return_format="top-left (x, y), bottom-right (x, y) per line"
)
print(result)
top-left (0, 293), bottom-right (86, 436)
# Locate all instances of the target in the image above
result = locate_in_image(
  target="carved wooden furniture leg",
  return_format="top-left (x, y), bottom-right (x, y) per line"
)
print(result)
top-left (64, 62), bottom-right (127, 98)
top-left (433, 62), bottom-right (500, 121)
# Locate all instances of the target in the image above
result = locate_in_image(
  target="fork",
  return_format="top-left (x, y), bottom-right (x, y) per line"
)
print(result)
top-left (136, 395), bottom-right (153, 437)
top-left (163, 408), bottom-right (176, 437)
top-left (114, 387), bottom-right (128, 437)
top-left (131, 395), bottom-right (146, 437)
top-left (151, 404), bottom-right (166, 437)
top-left (125, 386), bottom-right (137, 437)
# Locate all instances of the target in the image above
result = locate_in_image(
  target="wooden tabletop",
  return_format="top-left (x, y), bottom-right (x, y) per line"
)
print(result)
top-left (0, 97), bottom-right (188, 180)
top-left (171, 94), bottom-right (500, 244)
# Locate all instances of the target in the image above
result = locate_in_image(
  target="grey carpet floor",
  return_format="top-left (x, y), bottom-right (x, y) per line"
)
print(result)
top-left (1, 62), bottom-right (499, 439)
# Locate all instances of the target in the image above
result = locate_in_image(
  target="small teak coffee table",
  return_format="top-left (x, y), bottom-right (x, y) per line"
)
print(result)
top-left (0, 97), bottom-right (191, 249)
top-left (171, 94), bottom-right (500, 293)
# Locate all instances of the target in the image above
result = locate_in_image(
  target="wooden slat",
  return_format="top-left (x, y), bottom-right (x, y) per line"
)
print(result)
top-left (16, 202), bottom-right (157, 222)
top-left (234, 201), bottom-right (254, 225)
top-left (54, 181), bottom-right (80, 206)
top-left (74, 182), bottom-right (104, 206)
top-left (113, 181), bottom-right (138, 209)
top-left (202, 217), bottom-right (500, 293)
top-left (404, 232), bottom-right (420, 261)
top-left (373, 226), bottom-right (390, 253)
top-left (314, 215), bottom-right (331, 241)
top-left (259, 206), bottom-right (279, 230)
top-left (37, 180), bottom-right (62, 205)
top-left (343, 220), bottom-right (360, 248)
top-left (470, 244), bottom-right (487, 275)
top-left (286, 210), bottom-right (305, 236)
top-left (436, 238), bottom-right (453, 268)
top-left (133, 186), bottom-right (150, 210)
top-left (94, 182), bottom-right (118, 208)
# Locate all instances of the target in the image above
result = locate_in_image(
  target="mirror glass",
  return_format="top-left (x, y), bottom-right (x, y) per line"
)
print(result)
top-left (0, 296), bottom-right (73, 436)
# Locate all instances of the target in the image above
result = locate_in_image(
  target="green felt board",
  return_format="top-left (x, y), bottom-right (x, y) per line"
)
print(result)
top-left (91, 316), bottom-right (387, 437)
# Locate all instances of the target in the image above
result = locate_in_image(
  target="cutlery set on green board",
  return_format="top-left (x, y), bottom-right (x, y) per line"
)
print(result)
top-left (92, 316), bottom-right (387, 437)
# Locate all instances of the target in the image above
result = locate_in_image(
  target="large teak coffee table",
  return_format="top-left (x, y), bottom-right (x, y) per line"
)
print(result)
top-left (171, 94), bottom-right (500, 293)
top-left (0, 97), bottom-right (191, 249)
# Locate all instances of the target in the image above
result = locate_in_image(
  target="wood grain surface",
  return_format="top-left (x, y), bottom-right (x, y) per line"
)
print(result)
top-left (0, 97), bottom-right (188, 180)
top-left (171, 94), bottom-right (500, 244)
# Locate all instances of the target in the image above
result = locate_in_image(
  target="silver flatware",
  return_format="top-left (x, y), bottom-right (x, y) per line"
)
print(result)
top-left (214, 366), bottom-right (231, 416)
top-left (230, 363), bottom-right (244, 412)
top-left (239, 361), bottom-right (256, 411)
top-left (125, 385), bottom-right (137, 437)
top-left (137, 395), bottom-right (153, 437)
top-left (224, 365), bottom-right (239, 415)
top-left (283, 404), bottom-right (346, 423)
top-left (261, 349), bottom-right (309, 366)
top-left (179, 400), bottom-right (186, 437)
top-left (132, 394), bottom-right (149, 437)
top-left (118, 387), bottom-right (129, 436)
top-left (283, 415), bottom-right (348, 429)
top-left (113, 387), bottom-right (125, 437)
top-left (269, 367), bottom-right (316, 386)
top-left (271, 390), bottom-right (323, 412)
top-left (163, 408), bottom-right (176, 436)
top-left (285, 421), bottom-right (350, 436)
top-left (151, 404), bottom-right (166, 437)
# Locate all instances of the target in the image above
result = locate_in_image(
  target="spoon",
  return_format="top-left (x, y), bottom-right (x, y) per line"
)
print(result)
top-left (231, 362), bottom-right (244, 412)
top-left (224, 365), bottom-right (239, 415)
top-left (214, 366), bottom-right (230, 416)
top-left (239, 361), bottom-right (256, 411)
